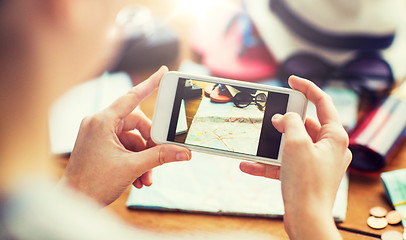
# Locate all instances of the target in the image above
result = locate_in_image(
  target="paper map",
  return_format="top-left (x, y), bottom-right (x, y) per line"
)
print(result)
top-left (185, 97), bottom-right (264, 155)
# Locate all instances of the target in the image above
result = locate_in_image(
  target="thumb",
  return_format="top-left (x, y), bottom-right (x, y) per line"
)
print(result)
top-left (131, 144), bottom-right (191, 174)
top-left (272, 112), bottom-right (310, 140)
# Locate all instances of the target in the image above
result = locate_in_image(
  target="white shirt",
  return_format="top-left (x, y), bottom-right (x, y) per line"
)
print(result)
top-left (0, 179), bottom-right (158, 240)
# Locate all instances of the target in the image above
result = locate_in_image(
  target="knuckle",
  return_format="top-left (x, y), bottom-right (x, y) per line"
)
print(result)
top-left (321, 91), bottom-right (333, 103)
top-left (127, 89), bottom-right (142, 105)
top-left (315, 91), bottom-right (333, 106)
top-left (283, 136), bottom-right (310, 149)
top-left (333, 128), bottom-right (350, 147)
top-left (340, 133), bottom-right (350, 147)
top-left (157, 145), bottom-right (168, 165)
top-left (282, 112), bottom-right (303, 126)
top-left (284, 112), bottom-right (301, 120)
top-left (325, 92), bottom-right (333, 103)
top-left (81, 114), bottom-right (105, 130)
top-left (89, 114), bottom-right (104, 126)
top-left (80, 116), bottom-right (91, 128)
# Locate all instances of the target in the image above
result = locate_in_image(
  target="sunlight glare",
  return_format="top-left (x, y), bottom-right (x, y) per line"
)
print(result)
top-left (177, 0), bottom-right (226, 17)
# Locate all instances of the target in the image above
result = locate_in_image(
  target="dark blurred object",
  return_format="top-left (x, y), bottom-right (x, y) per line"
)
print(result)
top-left (349, 82), bottom-right (406, 172)
top-left (110, 5), bottom-right (179, 73)
top-left (233, 92), bottom-right (267, 111)
top-left (277, 51), bottom-right (394, 102)
top-left (183, 80), bottom-right (202, 100)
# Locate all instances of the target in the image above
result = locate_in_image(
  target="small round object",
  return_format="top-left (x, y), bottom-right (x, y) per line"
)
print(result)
top-left (370, 206), bottom-right (388, 218)
top-left (386, 210), bottom-right (402, 225)
top-left (367, 216), bottom-right (388, 229)
top-left (381, 230), bottom-right (403, 240)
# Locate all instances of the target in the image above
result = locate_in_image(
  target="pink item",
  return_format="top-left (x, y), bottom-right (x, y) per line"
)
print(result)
top-left (190, 4), bottom-right (277, 82)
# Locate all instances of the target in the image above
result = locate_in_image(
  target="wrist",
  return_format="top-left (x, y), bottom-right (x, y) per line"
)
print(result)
top-left (284, 203), bottom-right (341, 240)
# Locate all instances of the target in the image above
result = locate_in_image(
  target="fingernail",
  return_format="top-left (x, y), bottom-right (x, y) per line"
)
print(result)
top-left (159, 65), bottom-right (168, 72)
top-left (176, 151), bottom-right (190, 161)
top-left (272, 114), bottom-right (283, 121)
top-left (290, 75), bottom-right (310, 82)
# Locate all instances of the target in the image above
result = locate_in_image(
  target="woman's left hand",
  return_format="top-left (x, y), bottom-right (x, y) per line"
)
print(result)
top-left (61, 66), bottom-right (191, 206)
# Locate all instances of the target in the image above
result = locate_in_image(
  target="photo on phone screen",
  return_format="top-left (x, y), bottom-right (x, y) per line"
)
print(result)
top-left (167, 78), bottom-right (289, 160)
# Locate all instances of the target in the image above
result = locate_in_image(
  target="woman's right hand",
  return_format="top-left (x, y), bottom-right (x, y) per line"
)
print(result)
top-left (240, 75), bottom-right (352, 240)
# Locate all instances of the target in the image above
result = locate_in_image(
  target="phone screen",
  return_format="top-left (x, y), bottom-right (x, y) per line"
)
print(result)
top-left (167, 78), bottom-right (289, 159)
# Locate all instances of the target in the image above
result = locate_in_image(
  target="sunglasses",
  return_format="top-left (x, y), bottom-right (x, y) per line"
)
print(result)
top-left (277, 52), bottom-right (394, 100)
top-left (233, 92), bottom-right (267, 111)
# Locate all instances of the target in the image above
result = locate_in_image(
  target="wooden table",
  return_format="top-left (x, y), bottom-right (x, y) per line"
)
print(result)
top-left (57, 0), bottom-right (406, 239)
top-left (103, 91), bottom-right (406, 240)
top-left (95, 151), bottom-right (406, 240)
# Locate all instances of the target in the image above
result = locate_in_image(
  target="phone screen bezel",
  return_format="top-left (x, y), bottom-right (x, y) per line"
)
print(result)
top-left (151, 71), bottom-right (307, 165)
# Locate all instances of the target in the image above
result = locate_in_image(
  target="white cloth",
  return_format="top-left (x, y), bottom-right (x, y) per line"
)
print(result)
top-left (0, 179), bottom-right (157, 240)
top-left (0, 179), bottom-right (269, 240)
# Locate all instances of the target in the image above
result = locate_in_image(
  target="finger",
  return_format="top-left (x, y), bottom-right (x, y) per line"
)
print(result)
top-left (288, 75), bottom-right (341, 126)
top-left (304, 117), bottom-right (321, 143)
top-left (133, 178), bottom-right (143, 189)
top-left (289, 76), bottom-right (349, 147)
top-left (118, 131), bottom-right (146, 152)
top-left (122, 110), bottom-right (151, 141)
top-left (122, 110), bottom-right (156, 149)
top-left (239, 162), bottom-right (280, 179)
top-left (140, 171), bottom-right (153, 186)
top-left (272, 113), bottom-right (312, 153)
top-left (106, 66), bottom-right (168, 119)
top-left (130, 144), bottom-right (191, 174)
top-left (146, 138), bottom-right (157, 149)
top-left (272, 113), bottom-right (309, 139)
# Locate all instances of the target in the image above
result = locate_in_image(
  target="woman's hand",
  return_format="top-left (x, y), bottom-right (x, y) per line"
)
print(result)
top-left (240, 75), bottom-right (351, 240)
top-left (61, 66), bottom-right (191, 206)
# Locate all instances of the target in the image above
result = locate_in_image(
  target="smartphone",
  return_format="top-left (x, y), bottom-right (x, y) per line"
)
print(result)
top-left (151, 72), bottom-right (307, 165)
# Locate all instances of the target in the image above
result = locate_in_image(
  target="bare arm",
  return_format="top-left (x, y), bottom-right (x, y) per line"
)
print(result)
top-left (240, 75), bottom-right (351, 240)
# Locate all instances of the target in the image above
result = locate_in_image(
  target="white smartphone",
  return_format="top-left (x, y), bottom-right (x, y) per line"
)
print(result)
top-left (151, 71), bottom-right (307, 165)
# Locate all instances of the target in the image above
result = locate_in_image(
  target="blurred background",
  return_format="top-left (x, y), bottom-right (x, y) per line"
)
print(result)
top-left (51, 0), bottom-right (406, 172)
top-left (48, 0), bottom-right (406, 238)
